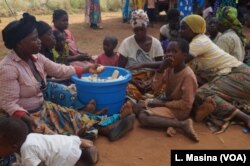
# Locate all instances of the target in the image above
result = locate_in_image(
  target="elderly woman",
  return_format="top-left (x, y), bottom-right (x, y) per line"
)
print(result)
top-left (0, 13), bottom-right (135, 141)
top-left (178, 14), bottom-right (250, 133)
top-left (215, 6), bottom-right (247, 61)
top-left (118, 9), bottom-right (164, 100)
top-left (206, 17), bottom-right (222, 43)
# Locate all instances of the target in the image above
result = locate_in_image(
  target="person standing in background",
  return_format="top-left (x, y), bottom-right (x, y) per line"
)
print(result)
top-left (177, 0), bottom-right (194, 20)
top-left (213, 0), bottom-right (237, 16)
top-left (145, 0), bottom-right (157, 27)
top-left (85, 0), bottom-right (103, 29)
top-left (122, 0), bottom-right (131, 23)
top-left (168, 0), bottom-right (177, 10)
top-left (132, 0), bottom-right (145, 10)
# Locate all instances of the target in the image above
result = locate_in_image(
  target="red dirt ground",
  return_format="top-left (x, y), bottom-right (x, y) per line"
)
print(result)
top-left (0, 12), bottom-right (249, 166)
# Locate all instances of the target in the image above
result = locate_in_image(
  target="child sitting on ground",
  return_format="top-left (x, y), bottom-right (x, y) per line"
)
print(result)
top-left (52, 30), bottom-right (69, 64)
top-left (0, 117), bottom-right (99, 165)
top-left (51, 29), bottom-right (93, 69)
top-left (133, 38), bottom-right (199, 142)
top-left (52, 9), bottom-right (93, 61)
top-left (95, 36), bottom-right (119, 66)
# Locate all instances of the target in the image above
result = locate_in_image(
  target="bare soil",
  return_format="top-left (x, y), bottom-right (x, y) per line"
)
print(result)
top-left (0, 12), bottom-right (249, 166)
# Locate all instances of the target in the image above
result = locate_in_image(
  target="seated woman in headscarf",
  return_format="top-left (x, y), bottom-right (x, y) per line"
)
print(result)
top-left (215, 6), bottom-right (247, 61)
top-left (0, 13), bottom-right (135, 142)
top-left (118, 9), bottom-right (164, 100)
top-left (178, 14), bottom-right (250, 133)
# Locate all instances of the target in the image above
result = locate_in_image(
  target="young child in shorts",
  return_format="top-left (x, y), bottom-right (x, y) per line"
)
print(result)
top-left (134, 38), bottom-right (199, 142)
top-left (95, 36), bottom-right (119, 66)
top-left (0, 117), bottom-right (99, 166)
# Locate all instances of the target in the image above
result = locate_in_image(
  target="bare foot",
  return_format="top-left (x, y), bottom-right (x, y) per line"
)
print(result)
top-left (120, 101), bottom-right (133, 118)
top-left (181, 119), bottom-right (199, 142)
top-left (195, 97), bottom-right (215, 122)
top-left (80, 138), bottom-right (94, 148)
top-left (166, 127), bottom-right (176, 137)
top-left (132, 100), bottom-right (146, 115)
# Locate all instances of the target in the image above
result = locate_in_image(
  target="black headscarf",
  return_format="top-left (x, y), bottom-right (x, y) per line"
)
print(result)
top-left (2, 13), bottom-right (37, 49)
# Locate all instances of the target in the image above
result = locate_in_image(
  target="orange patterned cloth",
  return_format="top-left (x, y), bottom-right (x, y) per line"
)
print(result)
top-left (127, 69), bottom-right (155, 101)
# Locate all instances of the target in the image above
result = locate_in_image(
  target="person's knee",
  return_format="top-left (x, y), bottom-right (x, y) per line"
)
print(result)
top-left (138, 112), bottom-right (150, 126)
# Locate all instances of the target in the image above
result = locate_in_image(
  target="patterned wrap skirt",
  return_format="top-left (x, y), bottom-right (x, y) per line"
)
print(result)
top-left (195, 64), bottom-right (250, 133)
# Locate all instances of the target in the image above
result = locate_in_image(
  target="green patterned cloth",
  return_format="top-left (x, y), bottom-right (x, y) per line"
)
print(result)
top-left (196, 64), bottom-right (250, 133)
top-left (216, 6), bottom-right (248, 46)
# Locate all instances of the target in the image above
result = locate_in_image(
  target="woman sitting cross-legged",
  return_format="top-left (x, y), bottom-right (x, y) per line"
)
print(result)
top-left (0, 13), bottom-right (135, 142)
top-left (118, 9), bottom-right (164, 101)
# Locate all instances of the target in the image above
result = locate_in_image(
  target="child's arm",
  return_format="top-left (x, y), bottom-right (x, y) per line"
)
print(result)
top-left (67, 54), bottom-right (94, 63)
top-left (118, 54), bottom-right (128, 68)
top-left (164, 76), bottom-right (197, 111)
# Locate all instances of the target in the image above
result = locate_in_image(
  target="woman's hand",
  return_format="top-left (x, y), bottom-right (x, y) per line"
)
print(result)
top-left (87, 64), bottom-right (105, 74)
top-left (75, 64), bottom-right (105, 78)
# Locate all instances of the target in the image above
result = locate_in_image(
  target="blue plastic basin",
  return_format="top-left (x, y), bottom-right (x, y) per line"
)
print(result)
top-left (71, 66), bottom-right (132, 115)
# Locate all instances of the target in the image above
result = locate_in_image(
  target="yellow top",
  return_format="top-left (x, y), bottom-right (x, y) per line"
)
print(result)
top-left (188, 34), bottom-right (242, 82)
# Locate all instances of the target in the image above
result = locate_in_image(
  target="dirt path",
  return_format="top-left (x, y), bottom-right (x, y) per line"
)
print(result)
top-left (96, 122), bottom-right (249, 166)
top-left (0, 12), bottom-right (249, 166)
